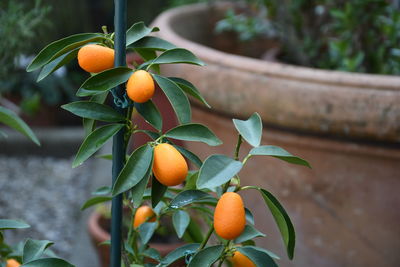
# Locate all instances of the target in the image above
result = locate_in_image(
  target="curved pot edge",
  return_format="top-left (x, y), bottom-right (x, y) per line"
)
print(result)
top-left (152, 3), bottom-right (400, 90)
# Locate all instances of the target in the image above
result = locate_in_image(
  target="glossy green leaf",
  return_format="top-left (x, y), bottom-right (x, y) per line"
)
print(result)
top-left (188, 245), bottom-right (224, 267)
top-left (184, 171), bottom-right (199, 190)
top-left (76, 67), bottom-right (133, 97)
top-left (0, 106), bottom-right (40, 145)
top-left (250, 146), bottom-right (311, 168)
top-left (91, 186), bottom-right (111, 196)
top-left (20, 258), bottom-right (74, 267)
top-left (112, 144), bottom-right (153, 196)
top-left (152, 74), bottom-right (191, 124)
top-left (130, 170), bottom-right (151, 208)
top-left (22, 239), bottom-right (54, 263)
top-left (233, 113), bottom-right (262, 147)
top-left (83, 92), bottom-right (108, 135)
top-left (37, 49), bottom-right (79, 82)
top-left (172, 210), bottom-right (190, 238)
top-left (0, 219), bottom-right (30, 230)
top-left (151, 176), bottom-right (167, 208)
top-left (165, 124), bottom-right (222, 146)
top-left (130, 36), bottom-right (176, 51)
top-left (245, 208), bottom-right (255, 225)
top-left (138, 222), bottom-right (157, 244)
top-left (62, 101), bottom-right (125, 122)
top-left (135, 100), bottom-right (162, 131)
top-left (236, 246), bottom-right (278, 267)
top-left (173, 145), bottom-right (202, 168)
top-left (197, 155), bottom-right (242, 189)
top-left (258, 188), bottom-right (295, 259)
top-left (27, 33), bottom-right (103, 72)
top-left (161, 243), bottom-right (200, 266)
top-left (72, 124), bottom-right (124, 168)
top-left (143, 247), bottom-right (161, 262)
top-left (168, 77), bottom-right (210, 108)
top-left (80, 196), bottom-right (112, 211)
top-left (151, 48), bottom-right (205, 66)
top-left (126, 22), bottom-right (158, 46)
top-left (184, 220), bottom-right (204, 244)
top-left (169, 190), bottom-right (214, 209)
top-left (234, 225), bottom-right (266, 244)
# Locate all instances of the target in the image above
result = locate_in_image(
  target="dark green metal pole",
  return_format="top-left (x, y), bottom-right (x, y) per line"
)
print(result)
top-left (111, 0), bottom-right (126, 266)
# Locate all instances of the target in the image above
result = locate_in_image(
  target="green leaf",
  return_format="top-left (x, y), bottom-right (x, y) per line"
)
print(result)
top-left (142, 247), bottom-right (161, 262)
top-left (245, 208), bottom-right (255, 225)
top-left (233, 113), bottom-right (262, 147)
top-left (184, 171), bottom-right (199, 190)
top-left (92, 186), bottom-right (111, 196)
top-left (188, 245), bottom-right (224, 267)
top-left (152, 74), bottom-right (191, 124)
top-left (37, 49), bottom-right (79, 82)
top-left (22, 239), bottom-right (54, 263)
top-left (112, 144), bottom-right (154, 196)
top-left (130, 170), bottom-right (151, 208)
top-left (161, 243), bottom-right (200, 266)
top-left (136, 130), bottom-right (160, 140)
top-left (172, 210), bottom-right (190, 238)
top-left (62, 101), bottom-right (125, 122)
top-left (151, 48), bottom-right (205, 66)
top-left (83, 92), bottom-right (109, 135)
top-left (0, 106), bottom-right (40, 145)
top-left (80, 196), bottom-right (112, 211)
top-left (130, 36), bottom-right (176, 51)
top-left (0, 219), bottom-right (30, 230)
top-left (168, 77), bottom-right (210, 108)
top-left (151, 176), bottom-right (167, 208)
top-left (72, 124), bottom-right (124, 168)
top-left (249, 146), bottom-right (311, 168)
top-left (169, 190), bottom-right (214, 209)
top-left (258, 188), bottom-right (295, 260)
top-left (76, 67), bottom-right (133, 97)
top-left (184, 220), bottom-right (204, 244)
top-left (173, 145), bottom-right (202, 168)
top-left (135, 100), bottom-right (162, 131)
top-left (197, 155), bottom-right (242, 189)
top-left (21, 258), bottom-right (74, 267)
top-left (236, 246), bottom-right (278, 267)
top-left (165, 124), bottom-right (221, 146)
top-left (138, 222), bottom-right (157, 244)
top-left (126, 22), bottom-right (158, 46)
top-left (234, 225), bottom-right (266, 244)
top-left (27, 33), bottom-right (103, 72)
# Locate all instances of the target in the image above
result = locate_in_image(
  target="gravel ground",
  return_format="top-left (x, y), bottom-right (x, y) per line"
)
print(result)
top-left (0, 155), bottom-right (95, 262)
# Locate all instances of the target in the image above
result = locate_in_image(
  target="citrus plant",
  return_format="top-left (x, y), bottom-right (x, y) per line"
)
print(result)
top-left (27, 21), bottom-right (310, 267)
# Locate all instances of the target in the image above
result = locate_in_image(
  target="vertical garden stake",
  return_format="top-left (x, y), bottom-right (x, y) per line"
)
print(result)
top-left (111, 0), bottom-right (127, 266)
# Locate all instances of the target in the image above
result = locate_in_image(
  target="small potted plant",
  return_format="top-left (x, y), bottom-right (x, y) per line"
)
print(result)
top-left (27, 13), bottom-right (310, 266)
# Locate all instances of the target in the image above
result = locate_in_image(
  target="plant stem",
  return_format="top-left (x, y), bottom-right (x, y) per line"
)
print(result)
top-left (217, 259), bottom-right (224, 267)
top-left (234, 134), bottom-right (243, 161)
top-left (199, 223), bottom-right (214, 249)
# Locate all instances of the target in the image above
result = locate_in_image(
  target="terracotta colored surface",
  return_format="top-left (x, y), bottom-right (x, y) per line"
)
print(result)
top-left (186, 107), bottom-right (400, 267)
top-left (152, 3), bottom-right (400, 143)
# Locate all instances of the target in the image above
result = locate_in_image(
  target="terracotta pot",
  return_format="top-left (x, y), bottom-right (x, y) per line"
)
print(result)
top-left (152, 3), bottom-right (400, 143)
top-left (87, 211), bottom-right (186, 267)
top-left (151, 4), bottom-right (400, 267)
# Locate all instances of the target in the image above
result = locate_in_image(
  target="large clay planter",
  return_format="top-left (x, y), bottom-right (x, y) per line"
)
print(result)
top-left (88, 211), bottom-right (185, 267)
top-left (152, 4), bottom-right (400, 267)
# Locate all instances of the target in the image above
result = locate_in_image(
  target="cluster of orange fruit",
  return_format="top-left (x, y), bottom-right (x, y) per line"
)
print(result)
top-left (77, 44), bottom-right (155, 104)
top-left (77, 44), bottom-right (255, 267)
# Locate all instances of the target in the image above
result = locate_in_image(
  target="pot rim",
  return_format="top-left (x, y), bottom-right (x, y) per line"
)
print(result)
top-left (152, 3), bottom-right (400, 91)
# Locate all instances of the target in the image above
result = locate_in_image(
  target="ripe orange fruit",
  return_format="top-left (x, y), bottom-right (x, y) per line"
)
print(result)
top-left (214, 192), bottom-right (246, 240)
top-left (133, 205), bottom-right (156, 228)
top-left (230, 251), bottom-right (256, 267)
top-left (6, 259), bottom-right (20, 267)
top-left (126, 70), bottom-right (155, 103)
top-left (77, 44), bottom-right (114, 73)
top-left (152, 143), bottom-right (188, 186)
